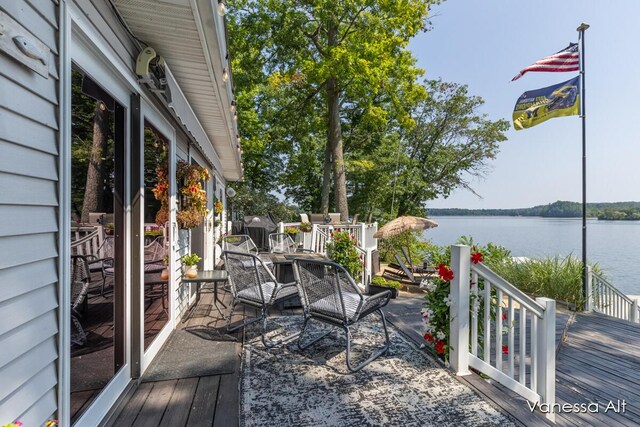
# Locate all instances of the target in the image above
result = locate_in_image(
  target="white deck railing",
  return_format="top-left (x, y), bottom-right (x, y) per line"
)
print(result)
top-left (588, 269), bottom-right (639, 323)
top-left (278, 221), bottom-right (378, 288)
top-left (449, 245), bottom-right (556, 421)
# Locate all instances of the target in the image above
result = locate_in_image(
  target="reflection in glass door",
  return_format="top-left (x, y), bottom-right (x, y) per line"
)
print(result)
top-left (69, 68), bottom-right (126, 423)
top-left (143, 122), bottom-right (170, 350)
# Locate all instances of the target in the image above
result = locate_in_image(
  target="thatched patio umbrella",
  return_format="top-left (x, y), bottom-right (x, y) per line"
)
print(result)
top-left (373, 216), bottom-right (438, 265)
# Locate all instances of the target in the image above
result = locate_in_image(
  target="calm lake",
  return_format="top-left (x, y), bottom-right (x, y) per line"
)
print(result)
top-left (424, 216), bottom-right (640, 296)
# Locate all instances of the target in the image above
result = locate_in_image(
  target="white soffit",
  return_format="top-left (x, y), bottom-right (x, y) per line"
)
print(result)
top-left (113, 0), bottom-right (241, 180)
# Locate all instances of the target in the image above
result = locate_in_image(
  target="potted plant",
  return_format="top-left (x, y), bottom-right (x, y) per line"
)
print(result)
top-left (214, 219), bottom-right (222, 228)
top-left (369, 276), bottom-right (402, 298)
top-left (161, 255), bottom-right (169, 280)
top-left (105, 223), bottom-right (115, 235)
top-left (180, 253), bottom-right (201, 278)
top-left (299, 222), bottom-right (312, 233)
top-left (284, 226), bottom-right (299, 238)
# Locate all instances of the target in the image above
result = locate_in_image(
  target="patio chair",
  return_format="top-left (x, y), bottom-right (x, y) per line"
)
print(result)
top-left (329, 212), bottom-right (341, 224)
top-left (292, 259), bottom-right (391, 372)
top-left (223, 251), bottom-right (300, 348)
top-left (269, 232), bottom-right (298, 253)
top-left (85, 235), bottom-right (114, 295)
top-left (401, 247), bottom-right (436, 274)
top-left (221, 234), bottom-right (259, 254)
top-left (300, 213), bottom-right (310, 223)
top-left (71, 255), bottom-right (91, 346)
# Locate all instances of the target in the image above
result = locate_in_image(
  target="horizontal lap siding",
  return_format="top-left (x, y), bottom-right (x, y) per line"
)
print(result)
top-left (0, 1), bottom-right (60, 426)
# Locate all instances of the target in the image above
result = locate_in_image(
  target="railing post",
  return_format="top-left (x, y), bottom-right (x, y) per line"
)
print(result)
top-left (450, 245), bottom-right (471, 376)
top-left (278, 222), bottom-right (285, 234)
top-left (311, 224), bottom-right (318, 252)
top-left (359, 222), bottom-right (366, 247)
top-left (630, 299), bottom-right (639, 323)
top-left (585, 265), bottom-right (593, 312)
top-left (536, 297), bottom-right (556, 422)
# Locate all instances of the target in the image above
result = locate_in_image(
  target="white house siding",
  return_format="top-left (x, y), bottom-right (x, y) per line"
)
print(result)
top-left (0, 1), bottom-right (60, 425)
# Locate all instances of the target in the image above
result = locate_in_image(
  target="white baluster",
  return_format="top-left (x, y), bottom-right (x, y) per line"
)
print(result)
top-left (508, 297), bottom-right (515, 378)
top-left (471, 271), bottom-right (478, 356)
top-left (484, 280), bottom-right (491, 364)
top-left (519, 306), bottom-right (527, 385)
top-left (531, 315), bottom-right (537, 393)
top-left (495, 288), bottom-right (503, 373)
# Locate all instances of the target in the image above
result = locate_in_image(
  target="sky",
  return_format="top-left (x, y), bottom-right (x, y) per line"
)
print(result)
top-left (409, 0), bottom-right (640, 209)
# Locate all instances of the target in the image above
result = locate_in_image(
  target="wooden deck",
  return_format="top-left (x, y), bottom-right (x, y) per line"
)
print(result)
top-left (106, 288), bottom-right (254, 427)
top-left (105, 287), bottom-right (640, 427)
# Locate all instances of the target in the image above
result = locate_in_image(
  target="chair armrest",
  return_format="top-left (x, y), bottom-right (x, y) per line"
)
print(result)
top-left (358, 290), bottom-right (391, 319)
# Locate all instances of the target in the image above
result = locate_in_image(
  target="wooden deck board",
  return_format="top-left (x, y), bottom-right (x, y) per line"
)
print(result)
top-left (133, 380), bottom-right (177, 427)
top-left (158, 377), bottom-right (199, 427)
top-left (186, 375), bottom-right (220, 427)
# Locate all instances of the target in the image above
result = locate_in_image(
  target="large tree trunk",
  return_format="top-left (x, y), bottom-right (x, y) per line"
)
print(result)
top-left (320, 142), bottom-right (332, 214)
top-left (327, 21), bottom-right (349, 221)
top-left (81, 100), bottom-right (108, 223)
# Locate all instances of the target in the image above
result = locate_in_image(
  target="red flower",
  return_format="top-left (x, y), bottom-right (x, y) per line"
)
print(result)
top-left (502, 345), bottom-right (509, 355)
top-left (423, 333), bottom-right (435, 343)
top-left (436, 263), bottom-right (454, 281)
top-left (469, 280), bottom-right (476, 286)
top-left (435, 340), bottom-right (446, 354)
top-left (502, 312), bottom-right (507, 321)
top-left (471, 252), bottom-right (484, 264)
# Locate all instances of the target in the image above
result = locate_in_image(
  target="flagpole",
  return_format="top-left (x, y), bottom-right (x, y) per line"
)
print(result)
top-left (577, 23), bottom-right (590, 310)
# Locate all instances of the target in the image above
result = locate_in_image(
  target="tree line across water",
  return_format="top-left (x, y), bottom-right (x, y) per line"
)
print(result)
top-left (426, 200), bottom-right (640, 221)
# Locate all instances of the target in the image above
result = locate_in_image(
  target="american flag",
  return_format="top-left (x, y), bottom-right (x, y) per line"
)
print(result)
top-left (511, 43), bottom-right (579, 81)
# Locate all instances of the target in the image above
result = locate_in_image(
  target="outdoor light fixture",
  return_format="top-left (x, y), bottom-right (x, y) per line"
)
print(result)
top-left (217, 0), bottom-right (227, 16)
top-left (230, 100), bottom-right (237, 113)
top-left (233, 111), bottom-right (238, 121)
top-left (222, 67), bottom-right (229, 82)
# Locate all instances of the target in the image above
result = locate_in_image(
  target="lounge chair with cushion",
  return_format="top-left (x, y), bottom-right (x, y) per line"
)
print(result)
top-left (292, 259), bottom-right (391, 372)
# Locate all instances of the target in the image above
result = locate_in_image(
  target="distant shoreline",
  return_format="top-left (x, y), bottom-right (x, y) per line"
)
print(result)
top-left (426, 200), bottom-right (640, 221)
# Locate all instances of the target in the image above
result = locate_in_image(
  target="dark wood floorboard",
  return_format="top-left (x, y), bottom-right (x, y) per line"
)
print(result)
top-left (187, 375), bottom-right (221, 427)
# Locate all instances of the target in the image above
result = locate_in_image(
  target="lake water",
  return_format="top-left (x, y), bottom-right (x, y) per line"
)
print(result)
top-left (424, 216), bottom-right (640, 296)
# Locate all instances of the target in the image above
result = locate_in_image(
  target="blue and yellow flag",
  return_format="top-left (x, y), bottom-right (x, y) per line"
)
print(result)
top-left (512, 76), bottom-right (580, 130)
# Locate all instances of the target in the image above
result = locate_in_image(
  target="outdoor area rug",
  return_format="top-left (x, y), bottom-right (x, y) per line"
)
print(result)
top-left (241, 316), bottom-right (516, 427)
top-left (142, 329), bottom-right (238, 382)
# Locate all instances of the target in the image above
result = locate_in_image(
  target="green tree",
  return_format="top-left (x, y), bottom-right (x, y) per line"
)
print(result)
top-left (388, 80), bottom-right (509, 216)
top-left (228, 0), bottom-right (434, 219)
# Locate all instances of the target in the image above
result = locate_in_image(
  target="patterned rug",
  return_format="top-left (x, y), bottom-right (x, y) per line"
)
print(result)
top-left (240, 316), bottom-right (516, 427)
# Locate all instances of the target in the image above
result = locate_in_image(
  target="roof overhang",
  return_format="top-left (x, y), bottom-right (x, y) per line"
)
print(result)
top-left (113, 0), bottom-right (243, 181)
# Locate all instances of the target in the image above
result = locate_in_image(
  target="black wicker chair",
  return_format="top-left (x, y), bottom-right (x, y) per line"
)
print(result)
top-left (292, 259), bottom-right (391, 372)
top-left (223, 250), bottom-right (300, 348)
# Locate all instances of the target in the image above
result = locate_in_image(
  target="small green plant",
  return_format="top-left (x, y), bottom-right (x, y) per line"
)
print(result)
top-left (180, 253), bottom-right (201, 266)
top-left (214, 219), bottom-right (222, 227)
top-left (371, 276), bottom-right (402, 289)
top-left (284, 226), bottom-right (299, 235)
top-left (326, 231), bottom-right (363, 280)
top-left (299, 222), bottom-right (312, 232)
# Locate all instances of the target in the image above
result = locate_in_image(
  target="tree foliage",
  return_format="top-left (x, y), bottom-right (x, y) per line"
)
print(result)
top-left (228, 4), bottom-right (509, 220)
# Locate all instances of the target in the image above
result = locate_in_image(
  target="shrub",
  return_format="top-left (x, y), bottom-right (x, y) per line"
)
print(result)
top-left (326, 231), bottom-right (363, 280)
top-left (377, 230), bottom-right (430, 264)
top-left (492, 255), bottom-right (598, 309)
top-left (371, 276), bottom-right (402, 289)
